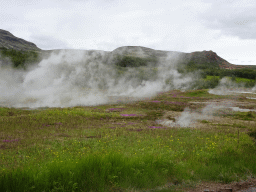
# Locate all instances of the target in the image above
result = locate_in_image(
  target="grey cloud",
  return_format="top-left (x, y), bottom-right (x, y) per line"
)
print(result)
top-left (0, 13), bottom-right (20, 24)
top-left (199, 0), bottom-right (256, 39)
top-left (0, 0), bottom-right (40, 8)
top-left (30, 35), bottom-right (72, 50)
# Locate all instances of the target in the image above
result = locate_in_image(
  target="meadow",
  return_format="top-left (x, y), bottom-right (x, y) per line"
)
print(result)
top-left (1, 89), bottom-right (256, 192)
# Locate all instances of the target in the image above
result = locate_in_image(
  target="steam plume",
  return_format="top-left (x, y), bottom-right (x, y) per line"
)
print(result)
top-left (0, 49), bottom-right (194, 108)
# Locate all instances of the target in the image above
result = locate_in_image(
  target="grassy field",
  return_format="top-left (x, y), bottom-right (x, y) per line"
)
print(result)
top-left (0, 89), bottom-right (256, 192)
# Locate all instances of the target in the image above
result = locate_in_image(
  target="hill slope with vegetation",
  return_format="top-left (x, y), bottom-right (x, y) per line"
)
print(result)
top-left (1, 29), bottom-right (256, 89)
top-left (0, 29), bottom-right (40, 51)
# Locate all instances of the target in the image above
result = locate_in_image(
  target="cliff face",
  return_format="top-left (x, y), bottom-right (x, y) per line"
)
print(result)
top-left (0, 29), bottom-right (41, 51)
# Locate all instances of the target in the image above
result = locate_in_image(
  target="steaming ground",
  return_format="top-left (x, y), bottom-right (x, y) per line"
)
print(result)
top-left (156, 77), bottom-right (256, 128)
top-left (209, 77), bottom-right (256, 96)
top-left (0, 49), bottom-right (193, 108)
top-left (156, 100), bottom-right (256, 128)
top-left (2, 49), bottom-right (256, 129)
top-left (156, 102), bottom-right (234, 128)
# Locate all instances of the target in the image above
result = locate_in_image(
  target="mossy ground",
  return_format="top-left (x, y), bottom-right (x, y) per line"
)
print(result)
top-left (0, 89), bottom-right (256, 191)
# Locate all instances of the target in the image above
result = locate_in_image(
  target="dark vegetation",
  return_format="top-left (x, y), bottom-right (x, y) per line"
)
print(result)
top-left (180, 60), bottom-right (256, 80)
top-left (178, 60), bottom-right (220, 72)
top-left (114, 55), bottom-right (158, 68)
top-left (203, 68), bottom-right (256, 80)
top-left (0, 47), bottom-right (39, 69)
top-left (175, 60), bottom-right (256, 89)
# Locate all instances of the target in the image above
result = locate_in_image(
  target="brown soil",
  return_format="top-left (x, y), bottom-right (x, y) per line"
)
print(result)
top-left (132, 178), bottom-right (256, 192)
top-left (180, 178), bottom-right (256, 192)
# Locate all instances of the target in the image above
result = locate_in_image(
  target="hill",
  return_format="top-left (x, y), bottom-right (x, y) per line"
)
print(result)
top-left (0, 29), bottom-right (41, 51)
top-left (0, 29), bottom-right (255, 71)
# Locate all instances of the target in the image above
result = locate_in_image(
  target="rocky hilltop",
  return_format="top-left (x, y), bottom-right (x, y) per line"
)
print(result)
top-left (0, 29), bottom-right (253, 69)
top-left (0, 29), bottom-right (41, 51)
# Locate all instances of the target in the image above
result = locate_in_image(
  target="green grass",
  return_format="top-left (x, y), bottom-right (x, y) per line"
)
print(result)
top-left (183, 89), bottom-right (210, 97)
top-left (205, 76), bottom-right (220, 80)
top-left (232, 111), bottom-right (256, 121)
top-left (235, 77), bottom-right (255, 83)
top-left (205, 75), bottom-right (255, 83)
top-left (1, 90), bottom-right (256, 191)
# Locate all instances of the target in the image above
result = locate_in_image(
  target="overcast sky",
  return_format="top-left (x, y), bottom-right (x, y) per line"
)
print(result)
top-left (1, 0), bottom-right (256, 65)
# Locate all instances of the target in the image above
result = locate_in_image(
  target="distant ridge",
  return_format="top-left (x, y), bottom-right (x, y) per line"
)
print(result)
top-left (111, 46), bottom-right (250, 69)
top-left (0, 29), bottom-right (254, 69)
top-left (189, 50), bottom-right (254, 69)
top-left (0, 29), bottom-right (41, 51)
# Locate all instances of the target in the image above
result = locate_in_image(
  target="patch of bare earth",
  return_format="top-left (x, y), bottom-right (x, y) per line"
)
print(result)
top-left (180, 178), bottom-right (256, 192)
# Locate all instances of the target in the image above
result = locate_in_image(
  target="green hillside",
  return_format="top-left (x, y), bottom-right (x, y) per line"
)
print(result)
top-left (0, 47), bottom-right (39, 69)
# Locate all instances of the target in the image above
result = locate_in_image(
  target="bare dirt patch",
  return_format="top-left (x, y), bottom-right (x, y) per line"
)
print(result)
top-left (180, 178), bottom-right (256, 192)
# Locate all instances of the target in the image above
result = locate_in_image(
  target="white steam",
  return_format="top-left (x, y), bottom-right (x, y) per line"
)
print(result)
top-left (156, 102), bottom-right (234, 128)
top-left (0, 49), bottom-right (194, 108)
top-left (209, 77), bottom-right (256, 95)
